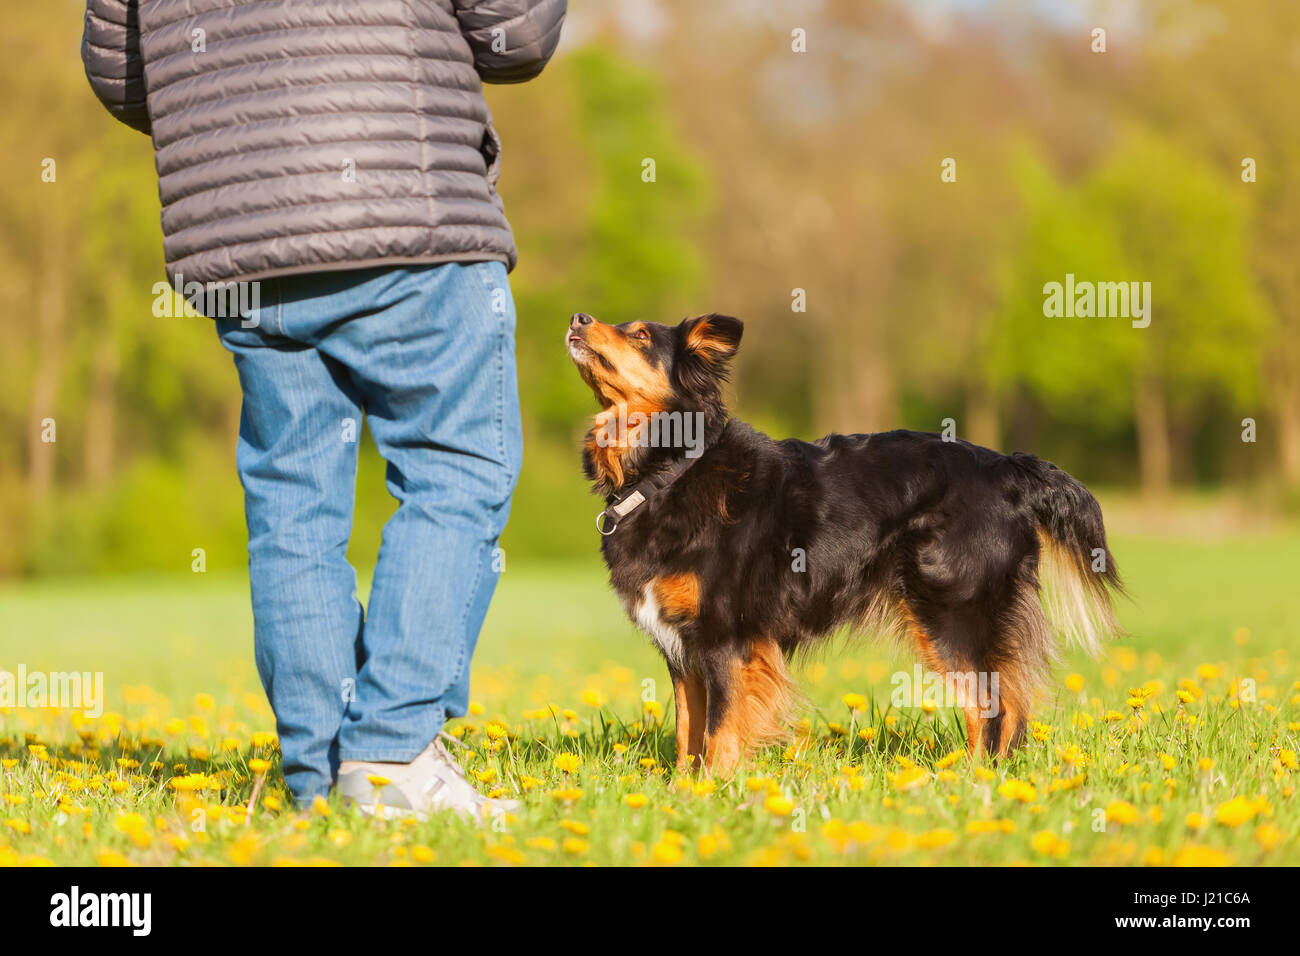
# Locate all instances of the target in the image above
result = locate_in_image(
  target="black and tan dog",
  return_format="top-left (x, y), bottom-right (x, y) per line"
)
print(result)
top-left (567, 311), bottom-right (1122, 773)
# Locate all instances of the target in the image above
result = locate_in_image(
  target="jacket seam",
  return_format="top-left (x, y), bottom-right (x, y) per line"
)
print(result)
top-left (163, 161), bottom-right (489, 206)
top-left (169, 219), bottom-right (512, 257)
top-left (149, 57), bottom-right (482, 107)
top-left (144, 15), bottom-right (457, 46)
top-left (170, 251), bottom-right (509, 287)
top-left (152, 107), bottom-right (483, 150)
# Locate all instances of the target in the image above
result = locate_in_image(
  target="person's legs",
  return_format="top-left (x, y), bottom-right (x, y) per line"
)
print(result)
top-left (217, 303), bottom-right (366, 802)
top-left (316, 261), bottom-right (522, 763)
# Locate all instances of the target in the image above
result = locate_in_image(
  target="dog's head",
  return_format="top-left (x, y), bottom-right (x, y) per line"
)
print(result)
top-left (567, 312), bottom-right (743, 492)
top-left (566, 312), bottom-right (743, 411)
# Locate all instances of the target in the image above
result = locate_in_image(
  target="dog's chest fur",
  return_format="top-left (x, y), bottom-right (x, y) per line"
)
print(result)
top-left (633, 583), bottom-right (686, 672)
top-left (615, 580), bottom-right (687, 672)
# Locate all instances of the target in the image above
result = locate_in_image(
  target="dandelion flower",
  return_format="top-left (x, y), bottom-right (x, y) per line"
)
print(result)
top-left (1105, 801), bottom-right (1139, 825)
top-left (764, 795), bottom-right (794, 816)
top-left (552, 753), bottom-right (582, 773)
top-left (997, 780), bottom-right (1037, 803)
top-left (1214, 796), bottom-right (1265, 828)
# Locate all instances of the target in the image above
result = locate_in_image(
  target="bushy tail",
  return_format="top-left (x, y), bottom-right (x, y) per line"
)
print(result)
top-left (1015, 455), bottom-right (1125, 658)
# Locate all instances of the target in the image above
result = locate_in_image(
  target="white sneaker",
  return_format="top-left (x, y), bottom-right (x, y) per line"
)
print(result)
top-left (337, 735), bottom-right (519, 823)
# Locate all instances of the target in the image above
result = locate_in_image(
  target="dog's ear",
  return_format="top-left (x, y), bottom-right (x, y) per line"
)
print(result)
top-left (676, 314), bottom-right (743, 392)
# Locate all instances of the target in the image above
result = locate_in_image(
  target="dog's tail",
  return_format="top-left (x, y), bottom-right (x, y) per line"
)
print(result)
top-left (1015, 455), bottom-right (1124, 658)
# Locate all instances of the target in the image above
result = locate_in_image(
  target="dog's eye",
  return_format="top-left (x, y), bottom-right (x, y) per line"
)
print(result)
top-left (631, 329), bottom-right (650, 341)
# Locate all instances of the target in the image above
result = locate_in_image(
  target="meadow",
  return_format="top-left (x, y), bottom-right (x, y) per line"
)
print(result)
top-left (0, 529), bottom-right (1297, 867)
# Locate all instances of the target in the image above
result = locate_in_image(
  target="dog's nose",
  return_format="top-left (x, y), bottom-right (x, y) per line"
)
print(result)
top-left (570, 312), bottom-right (594, 329)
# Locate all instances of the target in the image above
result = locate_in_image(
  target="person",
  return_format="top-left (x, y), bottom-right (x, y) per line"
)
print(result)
top-left (81, 0), bottom-right (566, 819)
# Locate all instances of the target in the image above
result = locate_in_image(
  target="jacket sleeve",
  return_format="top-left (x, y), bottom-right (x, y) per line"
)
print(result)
top-left (81, 0), bottom-right (152, 135)
top-left (452, 0), bottom-right (566, 84)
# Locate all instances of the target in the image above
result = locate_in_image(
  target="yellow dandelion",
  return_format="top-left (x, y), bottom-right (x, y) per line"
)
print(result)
top-left (888, 766), bottom-right (929, 792)
top-left (1030, 830), bottom-right (1064, 857)
top-left (916, 828), bottom-right (955, 849)
top-left (764, 795), bottom-right (795, 816)
top-left (1214, 796), bottom-right (1265, 828)
top-left (997, 780), bottom-right (1037, 803)
top-left (651, 839), bottom-right (682, 864)
top-left (1172, 845), bottom-right (1232, 867)
top-left (552, 753), bottom-right (582, 773)
top-left (1254, 823), bottom-right (1282, 851)
top-left (1105, 801), bottom-right (1139, 825)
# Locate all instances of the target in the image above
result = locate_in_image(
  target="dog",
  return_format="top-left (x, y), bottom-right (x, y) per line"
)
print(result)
top-left (566, 310), bottom-right (1122, 773)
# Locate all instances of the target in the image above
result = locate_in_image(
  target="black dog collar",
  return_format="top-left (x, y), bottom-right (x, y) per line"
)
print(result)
top-left (595, 452), bottom-right (703, 536)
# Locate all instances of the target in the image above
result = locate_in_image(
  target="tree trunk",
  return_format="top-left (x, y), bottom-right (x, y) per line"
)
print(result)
top-left (815, 341), bottom-right (896, 435)
top-left (28, 217), bottom-right (66, 502)
top-left (966, 382), bottom-right (1001, 450)
top-left (1135, 370), bottom-right (1172, 499)
top-left (84, 330), bottom-right (119, 487)
top-left (811, 299), bottom-right (897, 434)
top-left (1275, 373), bottom-right (1300, 487)
top-left (849, 347), bottom-right (897, 433)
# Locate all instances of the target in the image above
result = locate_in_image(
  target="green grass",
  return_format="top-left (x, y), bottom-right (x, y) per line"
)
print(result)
top-left (0, 533), bottom-right (1297, 866)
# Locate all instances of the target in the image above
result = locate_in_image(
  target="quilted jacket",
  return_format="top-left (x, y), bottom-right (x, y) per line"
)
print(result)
top-left (81, 0), bottom-right (566, 284)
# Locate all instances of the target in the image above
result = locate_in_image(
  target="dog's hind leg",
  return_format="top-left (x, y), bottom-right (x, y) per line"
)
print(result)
top-left (900, 598), bottom-right (1022, 758)
top-left (670, 669), bottom-right (707, 770)
top-left (983, 576), bottom-right (1055, 756)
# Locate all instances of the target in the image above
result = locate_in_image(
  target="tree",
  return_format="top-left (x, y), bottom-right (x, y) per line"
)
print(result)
top-left (992, 127), bottom-right (1269, 497)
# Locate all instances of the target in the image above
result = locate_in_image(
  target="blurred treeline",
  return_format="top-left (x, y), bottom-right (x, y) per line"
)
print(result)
top-left (1, 0), bottom-right (1296, 577)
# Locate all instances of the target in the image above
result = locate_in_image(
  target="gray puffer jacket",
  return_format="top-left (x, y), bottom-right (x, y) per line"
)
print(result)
top-left (81, 0), bottom-right (565, 285)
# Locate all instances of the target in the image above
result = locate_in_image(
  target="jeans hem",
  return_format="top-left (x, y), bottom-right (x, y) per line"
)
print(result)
top-left (337, 748), bottom-right (433, 764)
top-left (338, 706), bottom-right (446, 765)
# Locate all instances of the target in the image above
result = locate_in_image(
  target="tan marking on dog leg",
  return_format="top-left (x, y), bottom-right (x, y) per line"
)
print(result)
top-left (703, 638), bottom-right (794, 775)
top-left (672, 672), bottom-right (707, 771)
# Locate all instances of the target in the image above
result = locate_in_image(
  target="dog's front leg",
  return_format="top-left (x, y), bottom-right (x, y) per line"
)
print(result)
top-left (670, 669), bottom-right (707, 770)
top-left (699, 638), bottom-right (794, 776)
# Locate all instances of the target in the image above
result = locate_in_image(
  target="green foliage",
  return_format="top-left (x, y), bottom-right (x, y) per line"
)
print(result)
top-left (991, 128), bottom-right (1269, 426)
top-left (567, 48), bottom-right (709, 318)
top-left (504, 47), bottom-right (709, 446)
top-left (0, 4), bottom-right (1294, 576)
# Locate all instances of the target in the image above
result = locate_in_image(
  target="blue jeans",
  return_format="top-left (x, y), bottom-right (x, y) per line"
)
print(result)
top-left (215, 262), bottom-right (522, 802)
